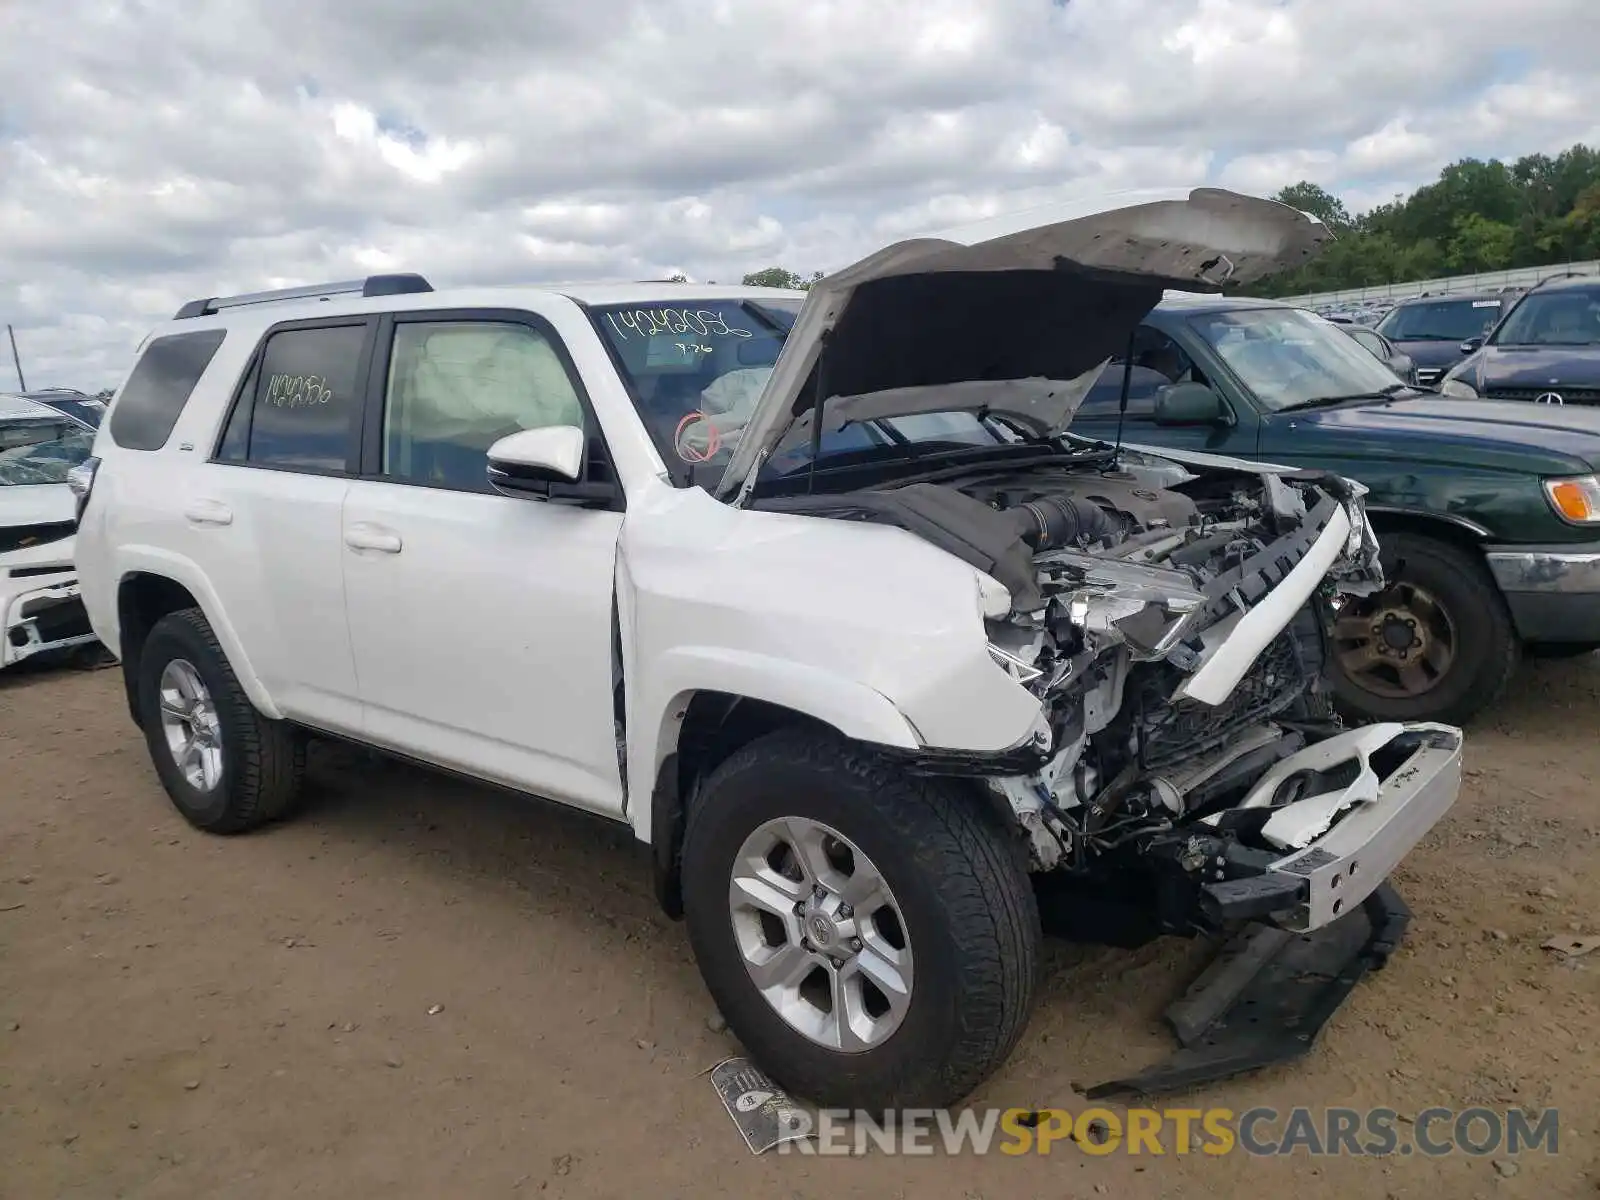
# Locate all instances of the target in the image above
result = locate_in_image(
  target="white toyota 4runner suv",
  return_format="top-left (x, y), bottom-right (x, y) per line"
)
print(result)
top-left (73, 189), bottom-right (1462, 1108)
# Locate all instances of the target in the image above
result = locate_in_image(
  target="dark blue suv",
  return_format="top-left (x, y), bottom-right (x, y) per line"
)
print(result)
top-left (1441, 275), bottom-right (1600, 405)
top-left (1374, 291), bottom-right (1507, 388)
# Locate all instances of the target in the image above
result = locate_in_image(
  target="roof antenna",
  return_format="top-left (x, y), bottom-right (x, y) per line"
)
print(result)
top-left (805, 332), bottom-right (831, 495)
top-left (1110, 327), bottom-right (1137, 465)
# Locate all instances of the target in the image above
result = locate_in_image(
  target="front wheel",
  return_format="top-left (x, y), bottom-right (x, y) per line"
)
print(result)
top-left (680, 728), bottom-right (1040, 1110)
top-left (1328, 533), bottom-right (1518, 725)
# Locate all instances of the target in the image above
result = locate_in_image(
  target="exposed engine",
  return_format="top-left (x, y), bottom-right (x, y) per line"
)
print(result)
top-left (948, 457), bottom-right (1383, 879)
top-left (755, 451), bottom-right (1386, 894)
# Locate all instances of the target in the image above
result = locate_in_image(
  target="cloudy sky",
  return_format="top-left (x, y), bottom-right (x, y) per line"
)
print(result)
top-left (3, 0), bottom-right (1598, 391)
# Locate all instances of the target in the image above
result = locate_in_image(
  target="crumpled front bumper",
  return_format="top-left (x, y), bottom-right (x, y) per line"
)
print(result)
top-left (1084, 721), bottom-right (1461, 1100)
top-left (1198, 722), bottom-right (1463, 933)
top-left (3, 570), bottom-right (97, 667)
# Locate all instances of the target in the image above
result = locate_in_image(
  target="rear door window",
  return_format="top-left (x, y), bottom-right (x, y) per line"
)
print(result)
top-left (219, 323), bottom-right (370, 472)
top-left (108, 330), bottom-right (227, 451)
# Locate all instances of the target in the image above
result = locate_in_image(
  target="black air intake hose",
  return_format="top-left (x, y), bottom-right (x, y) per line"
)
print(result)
top-left (1012, 495), bottom-right (1116, 551)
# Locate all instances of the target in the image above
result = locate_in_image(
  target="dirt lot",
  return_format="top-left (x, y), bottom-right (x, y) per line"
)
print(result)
top-left (2, 660), bottom-right (1598, 1199)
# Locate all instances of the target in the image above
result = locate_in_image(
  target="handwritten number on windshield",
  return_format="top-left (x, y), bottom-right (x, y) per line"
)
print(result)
top-left (606, 308), bottom-right (754, 341)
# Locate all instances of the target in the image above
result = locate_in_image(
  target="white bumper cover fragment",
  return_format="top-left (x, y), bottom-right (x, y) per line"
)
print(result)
top-left (1253, 723), bottom-right (1463, 932)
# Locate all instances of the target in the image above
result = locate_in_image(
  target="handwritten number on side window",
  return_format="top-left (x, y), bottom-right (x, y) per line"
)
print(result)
top-left (265, 373), bottom-right (334, 408)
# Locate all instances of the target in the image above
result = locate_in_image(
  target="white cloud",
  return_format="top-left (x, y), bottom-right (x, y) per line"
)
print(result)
top-left (1, 0), bottom-right (1597, 388)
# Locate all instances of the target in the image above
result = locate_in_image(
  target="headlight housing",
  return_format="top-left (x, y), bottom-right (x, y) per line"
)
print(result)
top-left (1440, 377), bottom-right (1478, 399)
top-left (1543, 475), bottom-right (1600, 524)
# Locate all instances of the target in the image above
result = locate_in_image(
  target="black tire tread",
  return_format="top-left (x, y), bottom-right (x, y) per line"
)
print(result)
top-left (143, 607), bottom-right (305, 833)
top-left (683, 727), bottom-right (1040, 1109)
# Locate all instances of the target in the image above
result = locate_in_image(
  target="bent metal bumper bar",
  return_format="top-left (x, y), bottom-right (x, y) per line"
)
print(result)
top-left (1087, 722), bottom-right (1462, 1099)
top-left (1201, 722), bottom-right (1463, 932)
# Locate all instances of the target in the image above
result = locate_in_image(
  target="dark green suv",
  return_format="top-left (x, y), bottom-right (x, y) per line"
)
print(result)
top-left (1070, 294), bottom-right (1600, 725)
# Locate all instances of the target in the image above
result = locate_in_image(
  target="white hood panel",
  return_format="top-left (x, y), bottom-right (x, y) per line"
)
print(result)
top-left (716, 188), bottom-right (1330, 500)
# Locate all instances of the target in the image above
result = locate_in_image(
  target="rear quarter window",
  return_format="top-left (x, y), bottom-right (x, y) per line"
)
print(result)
top-left (107, 330), bottom-right (227, 451)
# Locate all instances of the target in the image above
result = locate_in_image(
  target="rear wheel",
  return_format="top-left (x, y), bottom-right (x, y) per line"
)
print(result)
top-left (680, 728), bottom-right (1040, 1110)
top-left (137, 608), bottom-right (305, 833)
top-left (1328, 533), bottom-right (1517, 725)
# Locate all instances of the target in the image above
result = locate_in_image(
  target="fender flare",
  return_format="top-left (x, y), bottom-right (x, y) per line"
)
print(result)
top-left (627, 645), bottom-right (921, 845)
top-left (113, 546), bottom-right (283, 720)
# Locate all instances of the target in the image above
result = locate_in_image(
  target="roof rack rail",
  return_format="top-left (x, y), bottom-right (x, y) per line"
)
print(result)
top-left (173, 273), bottom-right (433, 319)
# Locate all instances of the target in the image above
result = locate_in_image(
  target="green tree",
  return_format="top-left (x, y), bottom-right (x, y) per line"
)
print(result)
top-left (1251, 142), bottom-right (1600, 296)
top-left (1273, 182), bottom-right (1353, 232)
top-left (741, 267), bottom-right (824, 290)
top-left (1446, 213), bottom-right (1516, 273)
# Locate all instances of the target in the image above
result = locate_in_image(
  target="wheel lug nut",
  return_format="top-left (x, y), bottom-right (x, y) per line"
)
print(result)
top-left (794, 902), bottom-right (805, 915)
top-left (849, 937), bottom-right (863, 951)
top-left (837, 904), bottom-right (852, 918)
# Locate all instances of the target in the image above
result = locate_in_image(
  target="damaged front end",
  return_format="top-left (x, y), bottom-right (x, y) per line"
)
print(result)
top-left (885, 452), bottom-right (1460, 1097)
top-left (727, 188), bottom-right (1460, 1095)
top-left (947, 454), bottom-right (1456, 944)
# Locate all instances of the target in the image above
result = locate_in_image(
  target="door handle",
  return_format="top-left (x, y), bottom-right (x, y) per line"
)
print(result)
top-left (183, 499), bottom-right (233, 526)
top-left (344, 523), bottom-right (403, 554)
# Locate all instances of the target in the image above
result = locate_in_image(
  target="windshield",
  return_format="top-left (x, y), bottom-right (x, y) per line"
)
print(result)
top-left (0, 417), bottom-right (96, 486)
top-left (1376, 298), bottom-right (1501, 342)
top-left (589, 297), bottom-right (1008, 485)
top-left (1188, 307), bottom-right (1405, 411)
top-left (1490, 286), bottom-right (1600, 347)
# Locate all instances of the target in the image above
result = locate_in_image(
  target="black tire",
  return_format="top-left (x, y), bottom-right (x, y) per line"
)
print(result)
top-left (137, 607), bottom-right (305, 833)
top-left (680, 727), bottom-right (1040, 1110)
top-left (1328, 533), bottom-right (1518, 725)
top-left (1525, 642), bottom-right (1600, 660)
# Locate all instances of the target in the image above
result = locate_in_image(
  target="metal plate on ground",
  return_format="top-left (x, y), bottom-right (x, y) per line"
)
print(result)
top-left (708, 1057), bottom-right (812, 1154)
top-left (1083, 882), bottom-right (1412, 1100)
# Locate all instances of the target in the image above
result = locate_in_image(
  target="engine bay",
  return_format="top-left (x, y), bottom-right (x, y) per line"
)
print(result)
top-left (755, 451), bottom-right (1391, 930)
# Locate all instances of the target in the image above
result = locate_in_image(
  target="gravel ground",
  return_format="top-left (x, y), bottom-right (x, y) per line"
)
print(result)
top-left (2, 658), bottom-right (1598, 1199)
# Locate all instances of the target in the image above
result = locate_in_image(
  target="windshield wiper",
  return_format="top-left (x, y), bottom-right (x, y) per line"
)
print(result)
top-left (1277, 384), bottom-right (1408, 412)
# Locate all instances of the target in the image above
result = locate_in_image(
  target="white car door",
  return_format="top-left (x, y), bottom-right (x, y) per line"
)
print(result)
top-left (191, 318), bottom-right (373, 733)
top-left (340, 308), bottom-right (627, 817)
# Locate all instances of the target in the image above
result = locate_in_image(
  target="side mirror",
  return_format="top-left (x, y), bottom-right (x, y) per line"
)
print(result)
top-left (487, 425), bottom-right (618, 508)
top-left (1153, 382), bottom-right (1228, 426)
top-left (1459, 336), bottom-right (1483, 354)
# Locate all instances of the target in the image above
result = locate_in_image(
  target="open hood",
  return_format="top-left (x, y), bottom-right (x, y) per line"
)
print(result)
top-left (715, 187), bottom-right (1330, 501)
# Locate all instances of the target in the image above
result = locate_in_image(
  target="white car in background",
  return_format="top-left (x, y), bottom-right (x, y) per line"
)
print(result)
top-left (0, 392), bottom-right (101, 667)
